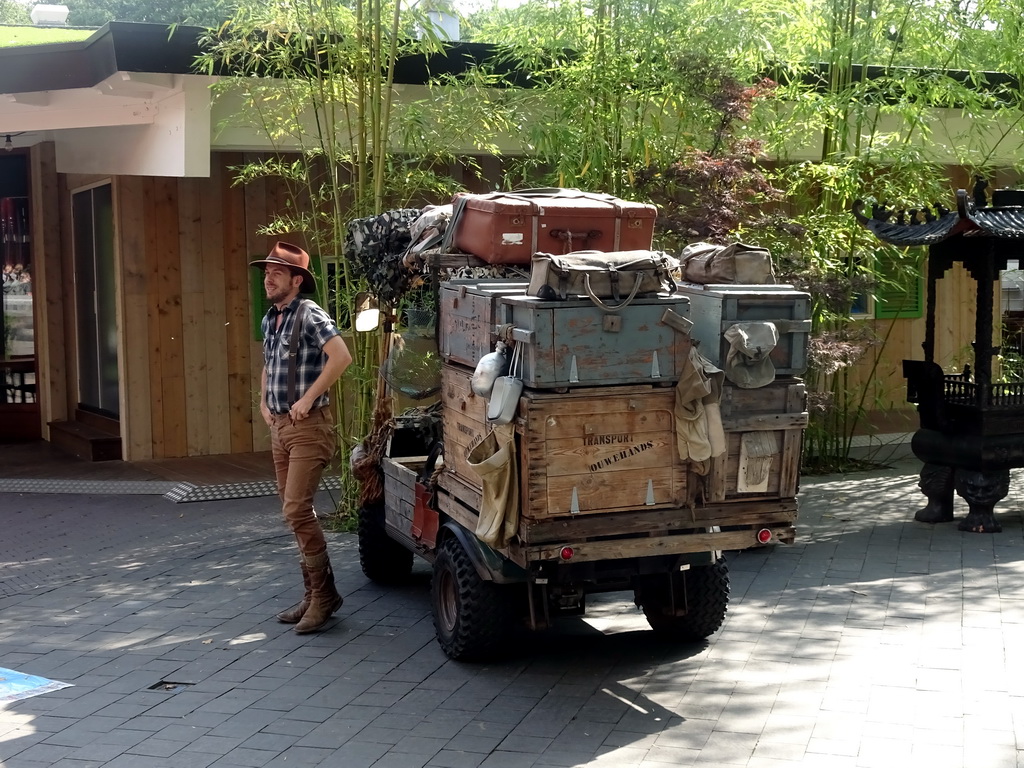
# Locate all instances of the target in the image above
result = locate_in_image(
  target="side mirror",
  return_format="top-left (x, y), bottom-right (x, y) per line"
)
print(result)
top-left (355, 307), bottom-right (381, 332)
top-left (353, 292), bottom-right (381, 332)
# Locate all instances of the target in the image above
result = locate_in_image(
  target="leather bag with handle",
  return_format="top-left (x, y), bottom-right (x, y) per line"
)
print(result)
top-left (680, 241), bottom-right (776, 285)
top-left (527, 249), bottom-right (680, 312)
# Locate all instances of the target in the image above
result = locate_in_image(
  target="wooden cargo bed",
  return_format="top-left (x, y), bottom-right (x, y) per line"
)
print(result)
top-left (436, 469), bottom-right (796, 568)
top-left (435, 361), bottom-right (805, 568)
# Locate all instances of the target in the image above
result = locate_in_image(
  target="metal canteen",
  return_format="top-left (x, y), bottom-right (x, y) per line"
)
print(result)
top-left (471, 341), bottom-right (509, 399)
top-left (486, 374), bottom-right (523, 424)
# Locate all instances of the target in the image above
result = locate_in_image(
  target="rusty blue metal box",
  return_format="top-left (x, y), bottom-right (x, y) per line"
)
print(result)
top-left (676, 283), bottom-right (811, 377)
top-left (496, 293), bottom-right (692, 389)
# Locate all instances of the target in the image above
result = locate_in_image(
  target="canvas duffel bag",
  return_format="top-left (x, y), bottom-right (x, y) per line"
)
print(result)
top-left (680, 241), bottom-right (776, 285)
top-left (527, 249), bottom-right (680, 312)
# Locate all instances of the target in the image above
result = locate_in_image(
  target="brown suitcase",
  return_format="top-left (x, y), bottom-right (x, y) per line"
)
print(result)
top-left (450, 188), bottom-right (657, 265)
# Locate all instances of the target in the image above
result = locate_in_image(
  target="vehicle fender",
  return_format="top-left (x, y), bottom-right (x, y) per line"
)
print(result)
top-left (678, 550), bottom-right (719, 568)
top-left (438, 521), bottom-right (528, 585)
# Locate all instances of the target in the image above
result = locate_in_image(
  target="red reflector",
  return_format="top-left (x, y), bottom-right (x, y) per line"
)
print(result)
top-left (757, 528), bottom-right (773, 544)
top-left (560, 547), bottom-right (574, 560)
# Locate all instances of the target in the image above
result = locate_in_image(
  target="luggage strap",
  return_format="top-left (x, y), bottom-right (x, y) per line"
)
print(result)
top-left (286, 299), bottom-right (311, 406)
top-left (441, 194), bottom-right (470, 253)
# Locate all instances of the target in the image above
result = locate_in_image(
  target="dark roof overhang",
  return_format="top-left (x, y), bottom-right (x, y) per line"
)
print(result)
top-left (0, 22), bottom-right (517, 95)
top-left (0, 22), bottom-right (206, 94)
top-left (768, 62), bottom-right (1020, 102)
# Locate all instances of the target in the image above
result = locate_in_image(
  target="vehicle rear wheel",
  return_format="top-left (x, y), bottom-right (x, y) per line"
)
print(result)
top-left (636, 558), bottom-right (730, 642)
top-left (357, 502), bottom-right (414, 584)
top-left (431, 535), bottom-right (514, 661)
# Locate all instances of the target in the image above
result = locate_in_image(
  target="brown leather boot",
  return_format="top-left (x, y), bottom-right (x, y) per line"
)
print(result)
top-left (294, 550), bottom-right (343, 634)
top-left (276, 562), bottom-right (311, 623)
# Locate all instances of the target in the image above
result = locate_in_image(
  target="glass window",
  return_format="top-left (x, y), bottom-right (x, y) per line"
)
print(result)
top-left (73, 184), bottom-right (118, 416)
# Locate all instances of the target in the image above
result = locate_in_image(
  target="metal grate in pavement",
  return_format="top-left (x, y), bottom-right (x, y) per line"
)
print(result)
top-left (0, 478), bottom-right (176, 495)
top-left (0, 476), bottom-right (342, 502)
top-left (163, 476), bottom-right (341, 503)
top-left (163, 480), bottom-right (279, 503)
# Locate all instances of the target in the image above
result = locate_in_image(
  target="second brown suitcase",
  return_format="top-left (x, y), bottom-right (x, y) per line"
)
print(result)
top-left (451, 188), bottom-right (657, 265)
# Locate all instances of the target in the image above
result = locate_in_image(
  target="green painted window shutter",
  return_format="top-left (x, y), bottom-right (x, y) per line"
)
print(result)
top-left (250, 267), bottom-right (274, 340)
top-left (874, 256), bottom-right (923, 319)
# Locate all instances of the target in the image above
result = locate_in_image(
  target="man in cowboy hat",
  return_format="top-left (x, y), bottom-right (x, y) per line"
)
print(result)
top-left (251, 241), bottom-right (352, 633)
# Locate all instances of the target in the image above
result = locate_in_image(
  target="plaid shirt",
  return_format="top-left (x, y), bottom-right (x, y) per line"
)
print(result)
top-left (261, 297), bottom-right (342, 414)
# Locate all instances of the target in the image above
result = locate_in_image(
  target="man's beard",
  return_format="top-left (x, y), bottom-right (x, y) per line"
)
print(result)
top-left (266, 285), bottom-right (290, 304)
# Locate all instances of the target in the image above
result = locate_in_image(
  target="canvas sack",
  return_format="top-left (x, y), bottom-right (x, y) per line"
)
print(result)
top-left (527, 249), bottom-right (679, 312)
top-left (722, 321), bottom-right (779, 389)
top-left (467, 422), bottom-right (519, 548)
top-left (680, 242), bottom-right (776, 285)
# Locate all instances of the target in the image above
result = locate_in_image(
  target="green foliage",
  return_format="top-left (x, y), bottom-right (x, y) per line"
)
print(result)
top-left (0, 27), bottom-right (93, 46)
top-left (745, 0), bottom-right (1024, 470)
top-left (463, 0), bottom-right (1024, 471)
top-left (64, 0), bottom-right (236, 26)
top-left (0, 0), bottom-right (30, 25)
top-left (469, 0), bottom-right (777, 195)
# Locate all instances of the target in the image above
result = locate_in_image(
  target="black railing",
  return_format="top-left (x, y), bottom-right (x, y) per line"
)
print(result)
top-left (943, 377), bottom-right (1024, 407)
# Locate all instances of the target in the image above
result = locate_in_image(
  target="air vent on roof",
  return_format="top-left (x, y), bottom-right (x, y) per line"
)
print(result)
top-left (30, 4), bottom-right (70, 26)
top-left (413, 0), bottom-right (460, 41)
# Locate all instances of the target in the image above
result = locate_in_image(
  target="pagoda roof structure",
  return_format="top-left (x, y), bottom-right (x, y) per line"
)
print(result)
top-left (853, 184), bottom-right (1024, 247)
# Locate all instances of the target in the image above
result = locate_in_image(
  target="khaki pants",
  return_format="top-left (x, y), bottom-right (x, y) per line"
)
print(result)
top-left (269, 407), bottom-right (336, 557)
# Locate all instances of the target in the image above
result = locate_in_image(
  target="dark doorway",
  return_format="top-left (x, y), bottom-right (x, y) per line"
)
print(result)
top-left (72, 182), bottom-right (118, 417)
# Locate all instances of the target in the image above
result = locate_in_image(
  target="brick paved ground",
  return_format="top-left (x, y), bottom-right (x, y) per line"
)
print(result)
top-left (3, 459), bottom-right (1024, 767)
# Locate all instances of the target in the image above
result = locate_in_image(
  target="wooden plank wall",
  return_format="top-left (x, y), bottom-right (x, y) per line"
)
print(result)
top-left (117, 175), bottom-right (151, 457)
top-left (82, 152), bottom-right (297, 460)
top-left (29, 142), bottom-right (67, 436)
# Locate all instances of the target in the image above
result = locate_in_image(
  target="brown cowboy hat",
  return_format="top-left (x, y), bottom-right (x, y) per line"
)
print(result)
top-left (250, 242), bottom-right (316, 294)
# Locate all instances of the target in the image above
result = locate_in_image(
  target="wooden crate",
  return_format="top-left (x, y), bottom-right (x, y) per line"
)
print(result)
top-left (496, 293), bottom-right (692, 388)
top-left (441, 364), bottom-right (688, 520)
top-left (441, 363), bottom-right (808, 524)
top-left (720, 378), bottom-right (807, 429)
top-left (519, 386), bottom-right (687, 519)
top-left (706, 428), bottom-right (804, 502)
top-left (707, 379), bottom-right (808, 502)
top-left (438, 279), bottom-right (529, 367)
top-left (440, 363), bottom-right (493, 486)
